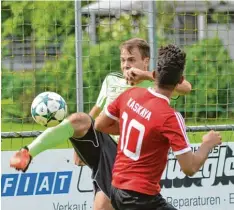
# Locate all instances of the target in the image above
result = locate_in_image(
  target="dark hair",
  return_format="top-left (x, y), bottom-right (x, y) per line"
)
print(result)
top-left (120, 38), bottom-right (150, 59)
top-left (156, 44), bottom-right (186, 89)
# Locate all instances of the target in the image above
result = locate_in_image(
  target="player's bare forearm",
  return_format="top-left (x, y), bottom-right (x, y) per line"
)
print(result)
top-left (173, 79), bottom-right (192, 95)
top-left (191, 131), bottom-right (222, 173)
top-left (136, 70), bottom-right (154, 81)
top-left (124, 68), bottom-right (192, 95)
top-left (124, 68), bottom-right (154, 85)
top-left (95, 113), bottom-right (120, 135)
top-left (176, 131), bottom-right (222, 176)
top-left (176, 143), bottom-right (212, 176)
top-left (190, 142), bottom-right (214, 173)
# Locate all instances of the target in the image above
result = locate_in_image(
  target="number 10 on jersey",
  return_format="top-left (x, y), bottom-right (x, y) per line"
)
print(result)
top-left (120, 112), bottom-right (145, 161)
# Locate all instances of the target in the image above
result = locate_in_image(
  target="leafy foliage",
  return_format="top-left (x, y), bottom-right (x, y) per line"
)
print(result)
top-left (1, 1), bottom-right (234, 123)
top-left (171, 38), bottom-right (234, 120)
top-left (98, 13), bottom-right (148, 42)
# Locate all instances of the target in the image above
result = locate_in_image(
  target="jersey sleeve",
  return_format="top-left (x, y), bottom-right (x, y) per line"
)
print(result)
top-left (96, 76), bottom-right (108, 109)
top-left (162, 112), bottom-right (191, 156)
top-left (104, 93), bottom-right (122, 121)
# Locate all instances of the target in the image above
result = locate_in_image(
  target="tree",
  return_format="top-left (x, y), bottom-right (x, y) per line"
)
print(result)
top-left (1, 1), bottom-right (155, 119)
top-left (171, 38), bottom-right (234, 121)
top-left (2, 1), bottom-right (233, 122)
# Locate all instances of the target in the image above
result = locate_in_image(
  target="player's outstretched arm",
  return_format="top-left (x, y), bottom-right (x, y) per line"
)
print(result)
top-left (124, 67), bottom-right (154, 85)
top-left (124, 67), bottom-right (192, 95)
top-left (173, 79), bottom-right (192, 96)
top-left (176, 130), bottom-right (222, 176)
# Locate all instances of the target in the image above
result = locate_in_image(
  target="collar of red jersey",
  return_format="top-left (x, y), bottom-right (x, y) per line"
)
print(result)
top-left (147, 87), bottom-right (170, 104)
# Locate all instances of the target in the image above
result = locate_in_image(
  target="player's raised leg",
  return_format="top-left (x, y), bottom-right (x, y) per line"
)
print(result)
top-left (10, 112), bottom-right (92, 171)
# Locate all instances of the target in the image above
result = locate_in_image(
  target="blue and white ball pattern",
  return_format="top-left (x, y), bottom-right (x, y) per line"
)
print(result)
top-left (31, 92), bottom-right (67, 127)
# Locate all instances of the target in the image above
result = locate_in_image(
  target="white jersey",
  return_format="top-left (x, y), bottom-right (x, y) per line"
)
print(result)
top-left (96, 72), bottom-right (154, 142)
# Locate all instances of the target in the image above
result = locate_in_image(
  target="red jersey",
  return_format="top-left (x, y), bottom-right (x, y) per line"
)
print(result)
top-left (105, 87), bottom-right (191, 195)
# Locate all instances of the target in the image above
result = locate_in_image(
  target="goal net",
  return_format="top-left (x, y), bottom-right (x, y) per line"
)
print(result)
top-left (1, 1), bottom-right (234, 151)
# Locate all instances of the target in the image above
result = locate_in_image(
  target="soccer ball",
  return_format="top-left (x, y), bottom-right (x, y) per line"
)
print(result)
top-left (31, 92), bottom-right (67, 127)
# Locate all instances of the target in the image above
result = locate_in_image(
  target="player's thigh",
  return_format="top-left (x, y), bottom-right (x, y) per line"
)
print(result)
top-left (93, 190), bottom-right (114, 210)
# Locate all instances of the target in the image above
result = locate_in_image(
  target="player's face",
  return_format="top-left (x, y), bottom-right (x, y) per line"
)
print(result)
top-left (120, 47), bottom-right (149, 73)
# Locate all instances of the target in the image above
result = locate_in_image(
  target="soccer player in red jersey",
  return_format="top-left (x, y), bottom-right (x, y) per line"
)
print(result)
top-left (95, 44), bottom-right (222, 210)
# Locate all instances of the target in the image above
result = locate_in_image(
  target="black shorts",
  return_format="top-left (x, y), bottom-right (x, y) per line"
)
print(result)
top-left (69, 117), bottom-right (117, 198)
top-left (110, 186), bottom-right (177, 210)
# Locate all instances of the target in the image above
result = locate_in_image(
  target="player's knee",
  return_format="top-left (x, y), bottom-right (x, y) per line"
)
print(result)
top-left (68, 112), bottom-right (91, 138)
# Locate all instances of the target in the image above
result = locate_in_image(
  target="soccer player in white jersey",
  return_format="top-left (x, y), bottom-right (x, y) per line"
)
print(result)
top-left (10, 38), bottom-right (191, 210)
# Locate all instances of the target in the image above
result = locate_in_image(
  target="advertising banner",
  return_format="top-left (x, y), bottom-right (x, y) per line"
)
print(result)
top-left (161, 143), bottom-right (234, 210)
top-left (1, 149), bottom-right (94, 210)
top-left (1, 143), bottom-right (234, 210)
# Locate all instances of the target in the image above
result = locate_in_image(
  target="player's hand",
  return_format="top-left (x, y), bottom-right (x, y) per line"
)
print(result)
top-left (74, 151), bottom-right (86, 166)
top-left (202, 130), bottom-right (222, 147)
top-left (10, 147), bottom-right (32, 172)
top-left (124, 68), bottom-right (151, 85)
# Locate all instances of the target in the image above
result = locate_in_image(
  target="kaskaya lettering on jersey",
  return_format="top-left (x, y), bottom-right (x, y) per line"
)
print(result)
top-left (127, 97), bottom-right (152, 121)
top-left (160, 145), bottom-right (234, 188)
top-left (1, 171), bottom-right (72, 196)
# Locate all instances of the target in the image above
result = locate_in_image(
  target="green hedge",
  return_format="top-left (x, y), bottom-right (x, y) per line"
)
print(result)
top-left (171, 38), bottom-right (234, 120)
